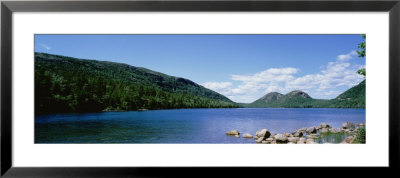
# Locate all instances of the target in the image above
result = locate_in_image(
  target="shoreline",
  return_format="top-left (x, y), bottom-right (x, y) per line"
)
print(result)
top-left (226, 122), bottom-right (366, 144)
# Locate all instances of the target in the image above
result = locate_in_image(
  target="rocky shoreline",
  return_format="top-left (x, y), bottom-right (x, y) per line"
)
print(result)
top-left (225, 122), bottom-right (365, 144)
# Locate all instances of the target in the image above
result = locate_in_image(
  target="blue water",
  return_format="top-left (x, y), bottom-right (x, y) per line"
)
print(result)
top-left (35, 108), bottom-right (365, 143)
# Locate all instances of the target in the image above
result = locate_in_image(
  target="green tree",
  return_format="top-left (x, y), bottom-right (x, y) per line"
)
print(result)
top-left (357, 34), bottom-right (366, 76)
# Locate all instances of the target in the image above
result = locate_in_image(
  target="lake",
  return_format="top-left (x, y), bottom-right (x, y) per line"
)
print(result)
top-left (35, 108), bottom-right (365, 143)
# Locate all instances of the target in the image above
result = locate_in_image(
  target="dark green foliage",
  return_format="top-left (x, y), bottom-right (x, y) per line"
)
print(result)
top-left (35, 52), bottom-right (238, 115)
top-left (331, 80), bottom-right (365, 108)
top-left (357, 34), bottom-right (366, 58)
top-left (353, 127), bottom-right (366, 144)
top-left (357, 34), bottom-right (366, 76)
top-left (243, 80), bottom-right (365, 108)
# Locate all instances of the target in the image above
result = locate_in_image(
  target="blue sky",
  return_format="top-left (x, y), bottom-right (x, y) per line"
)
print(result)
top-left (35, 34), bottom-right (366, 103)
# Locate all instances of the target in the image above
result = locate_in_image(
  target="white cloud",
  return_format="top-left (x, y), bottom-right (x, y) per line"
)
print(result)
top-left (202, 50), bottom-right (365, 103)
top-left (38, 43), bottom-right (52, 50)
top-left (203, 82), bottom-right (232, 90)
top-left (336, 50), bottom-right (357, 61)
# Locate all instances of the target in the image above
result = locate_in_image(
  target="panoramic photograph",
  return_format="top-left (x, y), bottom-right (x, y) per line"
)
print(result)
top-left (34, 34), bottom-right (366, 144)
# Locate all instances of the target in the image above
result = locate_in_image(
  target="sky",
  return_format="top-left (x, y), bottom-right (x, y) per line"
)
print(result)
top-left (35, 34), bottom-right (366, 103)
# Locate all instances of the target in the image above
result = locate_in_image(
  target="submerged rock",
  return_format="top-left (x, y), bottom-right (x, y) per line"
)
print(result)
top-left (242, 133), bottom-right (253, 138)
top-left (255, 137), bottom-right (264, 143)
top-left (225, 130), bottom-right (240, 136)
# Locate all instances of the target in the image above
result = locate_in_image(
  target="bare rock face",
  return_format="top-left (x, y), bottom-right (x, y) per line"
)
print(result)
top-left (255, 129), bottom-right (271, 139)
top-left (225, 130), bottom-right (240, 136)
top-left (242, 133), bottom-right (253, 138)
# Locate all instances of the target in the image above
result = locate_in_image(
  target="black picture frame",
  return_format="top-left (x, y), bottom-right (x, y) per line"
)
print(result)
top-left (1, 0), bottom-right (399, 177)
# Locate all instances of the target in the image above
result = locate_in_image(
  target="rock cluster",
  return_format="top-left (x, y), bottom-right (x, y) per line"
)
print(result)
top-left (225, 122), bottom-right (365, 144)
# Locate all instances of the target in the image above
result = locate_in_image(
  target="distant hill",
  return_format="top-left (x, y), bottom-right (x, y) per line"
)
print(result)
top-left (35, 52), bottom-right (238, 115)
top-left (330, 80), bottom-right (365, 108)
top-left (243, 80), bottom-right (365, 108)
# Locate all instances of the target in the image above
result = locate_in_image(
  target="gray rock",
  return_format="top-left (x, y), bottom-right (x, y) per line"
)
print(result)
top-left (320, 123), bottom-right (331, 128)
top-left (306, 134), bottom-right (319, 139)
top-left (275, 134), bottom-right (288, 143)
top-left (242, 133), bottom-right (253, 138)
top-left (288, 137), bottom-right (299, 143)
top-left (255, 129), bottom-right (271, 139)
top-left (320, 128), bottom-right (329, 134)
top-left (225, 130), bottom-right (240, 136)
top-left (255, 137), bottom-right (264, 143)
top-left (265, 138), bottom-right (274, 142)
top-left (329, 128), bottom-right (340, 133)
top-left (341, 136), bottom-right (355, 144)
top-left (299, 127), bottom-right (307, 132)
top-left (293, 132), bottom-right (303, 137)
top-left (306, 127), bottom-right (317, 134)
top-left (341, 122), bottom-right (355, 130)
top-left (306, 138), bottom-right (316, 144)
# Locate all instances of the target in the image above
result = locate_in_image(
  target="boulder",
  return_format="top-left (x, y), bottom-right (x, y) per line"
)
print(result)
top-left (225, 130), bottom-right (240, 136)
top-left (329, 128), bottom-right (340, 133)
top-left (299, 127), bottom-right (307, 132)
top-left (255, 137), bottom-right (264, 143)
top-left (298, 137), bottom-right (306, 143)
top-left (306, 134), bottom-right (319, 139)
top-left (275, 134), bottom-right (288, 143)
top-left (306, 127), bottom-right (317, 134)
top-left (341, 122), bottom-right (355, 130)
top-left (255, 129), bottom-right (271, 139)
top-left (242, 133), bottom-right (253, 138)
top-left (265, 138), bottom-right (274, 142)
top-left (293, 132), bottom-right (303, 137)
top-left (306, 138), bottom-right (316, 144)
top-left (341, 136), bottom-right (355, 144)
top-left (320, 123), bottom-right (331, 128)
top-left (284, 132), bottom-right (291, 137)
top-left (288, 137), bottom-right (299, 143)
top-left (320, 128), bottom-right (329, 134)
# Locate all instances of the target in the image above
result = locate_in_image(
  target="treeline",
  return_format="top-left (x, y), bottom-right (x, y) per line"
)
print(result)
top-left (35, 53), bottom-right (238, 115)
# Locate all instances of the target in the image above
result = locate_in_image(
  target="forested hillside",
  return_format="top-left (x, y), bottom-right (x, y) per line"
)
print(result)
top-left (35, 53), bottom-right (238, 115)
top-left (242, 80), bottom-right (365, 108)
